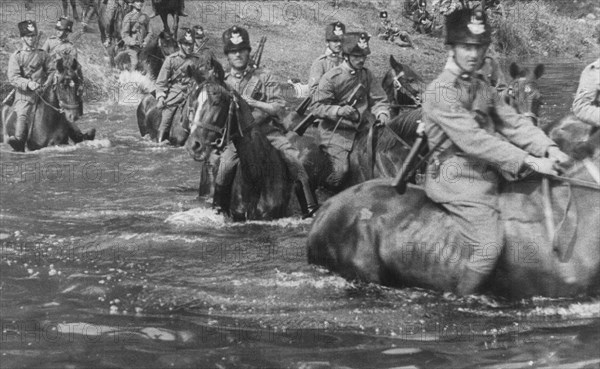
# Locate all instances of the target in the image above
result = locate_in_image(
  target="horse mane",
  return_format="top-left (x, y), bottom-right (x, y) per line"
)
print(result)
top-left (376, 109), bottom-right (422, 152)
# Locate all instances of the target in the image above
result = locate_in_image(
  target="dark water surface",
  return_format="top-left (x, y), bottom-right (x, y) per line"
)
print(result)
top-left (1, 60), bottom-right (599, 369)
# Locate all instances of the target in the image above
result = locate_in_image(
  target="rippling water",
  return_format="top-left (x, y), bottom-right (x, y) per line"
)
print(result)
top-left (1, 60), bottom-right (599, 369)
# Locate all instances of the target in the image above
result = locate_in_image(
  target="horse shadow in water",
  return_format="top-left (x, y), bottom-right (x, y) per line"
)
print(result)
top-left (185, 67), bottom-right (294, 221)
top-left (137, 58), bottom-right (225, 146)
top-left (1, 55), bottom-right (86, 151)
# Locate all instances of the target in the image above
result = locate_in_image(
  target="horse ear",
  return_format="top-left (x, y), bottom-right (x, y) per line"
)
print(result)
top-left (533, 64), bottom-right (545, 79)
top-left (509, 62), bottom-right (520, 79)
top-left (389, 55), bottom-right (403, 72)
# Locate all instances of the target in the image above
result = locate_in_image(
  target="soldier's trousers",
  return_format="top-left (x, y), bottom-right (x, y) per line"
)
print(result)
top-left (441, 201), bottom-right (503, 295)
top-left (158, 96), bottom-right (185, 134)
top-left (12, 100), bottom-right (36, 141)
top-left (124, 47), bottom-right (138, 71)
top-left (325, 144), bottom-right (350, 189)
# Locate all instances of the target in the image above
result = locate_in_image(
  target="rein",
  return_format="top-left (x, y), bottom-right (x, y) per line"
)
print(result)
top-left (391, 70), bottom-right (421, 107)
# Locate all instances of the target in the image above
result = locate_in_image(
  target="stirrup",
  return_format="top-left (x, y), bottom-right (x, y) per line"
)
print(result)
top-left (302, 204), bottom-right (320, 219)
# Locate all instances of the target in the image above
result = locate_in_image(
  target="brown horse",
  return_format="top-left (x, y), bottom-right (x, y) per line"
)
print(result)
top-left (151, 0), bottom-right (184, 36)
top-left (2, 56), bottom-right (89, 151)
top-left (381, 55), bottom-right (424, 116)
top-left (184, 69), bottom-right (294, 221)
top-left (137, 58), bottom-right (224, 145)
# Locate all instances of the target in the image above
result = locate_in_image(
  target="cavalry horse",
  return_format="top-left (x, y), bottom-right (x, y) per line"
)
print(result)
top-left (2, 55), bottom-right (86, 151)
top-left (137, 58), bottom-right (224, 145)
top-left (138, 31), bottom-right (179, 79)
top-left (185, 57), bottom-right (426, 219)
top-left (307, 62), bottom-right (600, 299)
top-left (151, 0), bottom-right (184, 36)
top-left (184, 68), bottom-right (295, 221)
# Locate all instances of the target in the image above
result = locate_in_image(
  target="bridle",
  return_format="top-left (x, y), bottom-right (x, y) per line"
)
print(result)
top-left (507, 77), bottom-right (540, 125)
top-left (390, 69), bottom-right (421, 108)
top-left (35, 72), bottom-right (81, 114)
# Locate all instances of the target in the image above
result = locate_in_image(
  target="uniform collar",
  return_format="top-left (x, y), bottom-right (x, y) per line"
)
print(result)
top-left (444, 56), bottom-right (473, 81)
top-left (325, 47), bottom-right (340, 58)
top-left (21, 44), bottom-right (35, 51)
top-left (227, 65), bottom-right (252, 79)
top-left (341, 60), bottom-right (360, 75)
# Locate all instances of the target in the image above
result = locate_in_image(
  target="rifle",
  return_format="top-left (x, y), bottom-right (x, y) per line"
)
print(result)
top-left (250, 36), bottom-right (266, 69)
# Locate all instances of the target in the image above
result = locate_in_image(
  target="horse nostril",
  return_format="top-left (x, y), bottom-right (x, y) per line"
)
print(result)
top-left (191, 141), bottom-right (201, 152)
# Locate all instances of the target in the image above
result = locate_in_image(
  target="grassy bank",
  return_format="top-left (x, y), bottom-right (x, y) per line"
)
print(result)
top-left (0, 0), bottom-right (597, 105)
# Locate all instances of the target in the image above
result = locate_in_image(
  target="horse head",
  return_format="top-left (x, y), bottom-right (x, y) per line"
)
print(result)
top-left (506, 62), bottom-right (544, 125)
top-left (185, 66), bottom-right (233, 162)
top-left (157, 31), bottom-right (178, 57)
top-left (54, 53), bottom-right (83, 123)
top-left (382, 55), bottom-right (424, 110)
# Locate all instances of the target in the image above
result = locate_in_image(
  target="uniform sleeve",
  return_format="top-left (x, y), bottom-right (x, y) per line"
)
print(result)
top-left (44, 51), bottom-right (55, 75)
top-left (310, 73), bottom-right (340, 121)
top-left (424, 82), bottom-right (530, 170)
top-left (491, 87), bottom-right (556, 157)
top-left (155, 56), bottom-right (171, 99)
top-left (260, 71), bottom-right (285, 115)
top-left (120, 13), bottom-right (132, 44)
top-left (7, 53), bottom-right (30, 90)
top-left (366, 69), bottom-right (390, 118)
top-left (308, 59), bottom-right (324, 93)
top-left (572, 64), bottom-right (600, 127)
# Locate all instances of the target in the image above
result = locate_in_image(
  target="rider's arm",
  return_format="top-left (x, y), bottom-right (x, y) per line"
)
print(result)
top-left (366, 69), bottom-right (391, 120)
top-left (155, 56), bottom-right (172, 100)
top-left (310, 71), bottom-right (341, 120)
top-left (424, 81), bottom-right (530, 171)
top-left (572, 61), bottom-right (600, 127)
top-left (491, 84), bottom-right (557, 157)
top-left (246, 70), bottom-right (285, 117)
top-left (308, 58), bottom-right (325, 94)
top-left (120, 13), bottom-right (133, 45)
top-left (7, 52), bottom-right (31, 90)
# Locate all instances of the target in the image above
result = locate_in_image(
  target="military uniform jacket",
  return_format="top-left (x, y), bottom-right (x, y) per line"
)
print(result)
top-left (308, 48), bottom-right (343, 92)
top-left (155, 51), bottom-right (199, 104)
top-left (572, 58), bottom-right (600, 127)
top-left (478, 56), bottom-right (507, 92)
top-left (121, 10), bottom-right (151, 47)
top-left (7, 46), bottom-right (53, 103)
top-left (193, 47), bottom-right (217, 72)
top-left (311, 62), bottom-right (390, 151)
top-left (224, 66), bottom-right (286, 133)
top-left (422, 58), bottom-right (556, 207)
top-left (42, 36), bottom-right (77, 65)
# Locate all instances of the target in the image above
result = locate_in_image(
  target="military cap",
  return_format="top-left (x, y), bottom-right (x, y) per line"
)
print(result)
top-left (445, 7), bottom-right (491, 45)
top-left (18, 20), bottom-right (38, 37)
top-left (193, 25), bottom-right (206, 41)
top-left (55, 17), bottom-right (73, 32)
top-left (325, 21), bottom-right (345, 41)
top-left (222, 26), bottom-right (251, 54)
top-left (178, 27), bottom-right (195, 45)
top-left (342, 32), bottom-right (371, 56)
top-left (379, 11), bottom-right (388, 19)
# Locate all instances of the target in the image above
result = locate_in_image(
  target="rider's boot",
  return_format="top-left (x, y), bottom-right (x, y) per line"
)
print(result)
top-left (299, 180), bottom-right (319, 218)
top-left (7, 136), bottom-right (25, 152)
top-left (156, 129), bottom-right (169, 143)
top-left (456, 268), bottom-right (489, 296)
top-left (212, 184), bottom-right (232, 215)
top-left (83, 128), bottom-right (96, 141)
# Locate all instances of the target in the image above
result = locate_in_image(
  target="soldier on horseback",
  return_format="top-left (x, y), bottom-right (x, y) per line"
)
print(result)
top-left (308, 21), bottom-right (345, 93)
top-left (192, 26), bottom-right (218, 73)
top-left (421, 8), bottom-right (569, 295)
top-left (102, 0), bottom-right (128, 47)
top-left (310, 32), bottom-right (391, 189)
top-left (572, 24), bottom-right (600, 130)
top-left (215, 26), bottom-right (319, 217)
top-left (156, 28), bottom-right (199, 143)
top-left (120, 0), bottom-right (152, 71)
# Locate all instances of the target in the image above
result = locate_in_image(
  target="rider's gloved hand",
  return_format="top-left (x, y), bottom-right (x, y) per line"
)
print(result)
top-left (525, 155), bottom-right (560, 176)
top-left (337, 105), bottom-right (359, 121)
top-left (377, 112), bottom-right (390, 125)
top-left (27, 81), bottom-right (41, 91)
top-left (157, 97), bottom-right (166, 109)
top-left (546, 146), bottom-right (571, 165)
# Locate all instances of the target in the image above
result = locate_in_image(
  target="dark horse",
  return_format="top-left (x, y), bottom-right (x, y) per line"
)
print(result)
top-left (184, 68), bottom-right (295, 221)
top-left (306, 62), bottom-right (600, 298)
top-left (151, 0), bottom-right (184, 36)
top-left (137, 58), bottom-right (224, 145)
top-left (2, 55), bottom-right (85, 151)
top-left (138, 31), bottom-right (179, 79)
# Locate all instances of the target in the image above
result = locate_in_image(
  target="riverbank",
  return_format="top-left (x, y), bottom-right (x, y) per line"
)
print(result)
top-left (1, 0), bottom-right (597, 106)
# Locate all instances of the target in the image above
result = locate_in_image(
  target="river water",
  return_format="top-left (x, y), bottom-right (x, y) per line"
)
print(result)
top-left (1, 60), bottom-right (599, 369)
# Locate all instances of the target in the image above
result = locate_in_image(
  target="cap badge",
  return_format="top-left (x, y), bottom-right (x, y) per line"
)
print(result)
top-left (467, 12), bottom-right (485, 35)
top-left (27, 23), bottom-right (35, 32)
top-left (230, 31), bottom-right (243, 45)
top-left (357, 36), bottom-right (368, 49)
top-left (333, 25), bottom-right (343, 36)
top-left (185, 31), bottom-right (193, 43)
top-left (56, 20), bottom-right (62, 27)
